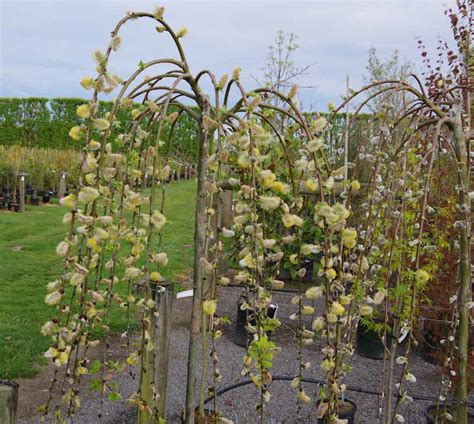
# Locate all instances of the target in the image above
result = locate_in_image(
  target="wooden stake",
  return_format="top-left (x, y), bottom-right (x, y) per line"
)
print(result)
top-left (221, 189), bottom-right (233, 229)
top-left (0, 380), bottom-right (18, 424)
top-left (58, 172), bottom-right (67, 199)
top-left (218, 189), bottom-right (233, 274)
top-left (153, 285), bottom-right (173, 417)
top-left (137, 284), bottom-right (174, 423)
top-left (18, 173), bottom-right (26, 212)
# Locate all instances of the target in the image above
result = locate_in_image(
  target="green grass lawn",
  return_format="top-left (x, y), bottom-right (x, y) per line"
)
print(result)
top-left (0, 180), bottom-right (196, 379)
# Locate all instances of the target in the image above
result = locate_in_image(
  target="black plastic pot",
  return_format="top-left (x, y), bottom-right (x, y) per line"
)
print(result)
top-left (9, 202), bottom-right (20, 212)
top-left (302, 258), bottom-right (314, 282)
top-left (234, 296), bottom-right (277, 348)
top-left (317, 399), bottom-right (357, 424)
top-left (42, 195), bottom-right (51, 204)
top-left (425, 404), bottom-right (474, 423)
top-left (30, 197), bottom-right (39, 206)
top-left (419, 329), bottom-right (442, 365)
top-left (278, 258), bottom-right (315, 283)
top-left (355, 320), bottom-right (391, 360)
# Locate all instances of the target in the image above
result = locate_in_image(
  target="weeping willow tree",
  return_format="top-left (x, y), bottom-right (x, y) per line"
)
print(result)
top-left (40, 4), bottom-right (471, 424)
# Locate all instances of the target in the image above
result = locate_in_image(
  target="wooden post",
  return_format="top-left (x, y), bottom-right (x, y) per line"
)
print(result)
top-left (0, 380), bottom-right (19, 424)
top-left (209, 194), bottom-right (219, 265)
top-left (153, 284), bottom-right (173, 418)
top-left (137, 284), bottom-right (174, 423)
top-left (218, 189), bottom-right (233, 275)
top-left (208, 189), bottom-right (233, 275)
top-left (221, 189), bottom-right (233, 229)
top-left (58, 172), bottom-right (67, 199)
top-left (18, 173), bottom-right (26, 212)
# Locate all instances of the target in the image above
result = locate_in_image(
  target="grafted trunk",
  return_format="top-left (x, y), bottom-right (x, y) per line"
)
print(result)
top-left (185, 106), bottom-right (210, 424)
top-left (453, 111), bottom-right (471, 424)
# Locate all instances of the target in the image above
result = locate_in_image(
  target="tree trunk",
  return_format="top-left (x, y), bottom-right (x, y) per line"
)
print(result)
top-left (453, 110), bottom-right (471, 424)
top-left (185, 108), bottom-right (210, 424)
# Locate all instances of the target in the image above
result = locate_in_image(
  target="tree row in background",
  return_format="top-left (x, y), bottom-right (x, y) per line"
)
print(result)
top-left (0, 97), bottom-right (200, 164)
top-left (0, 97), bottom-right (372, 163)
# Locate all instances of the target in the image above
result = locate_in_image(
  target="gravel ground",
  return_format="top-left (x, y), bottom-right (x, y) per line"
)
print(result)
top-left (20, 287), bottom-right (473, 423)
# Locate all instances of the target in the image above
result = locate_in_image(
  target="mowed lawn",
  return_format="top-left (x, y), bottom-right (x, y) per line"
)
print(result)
top-left (0, 180), bottom-right (196, 379)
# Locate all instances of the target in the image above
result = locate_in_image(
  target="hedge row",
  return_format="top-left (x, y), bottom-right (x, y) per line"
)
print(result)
top-left (0, 97), bottom-right (201, 162)
top-left (0, 98), bottom-right (373, 164)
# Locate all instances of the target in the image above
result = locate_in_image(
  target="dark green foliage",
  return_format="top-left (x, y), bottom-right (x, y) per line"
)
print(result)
top-left (0, 97), bottom-right (80, 149)
top-left (0, 98), bottom-right (201, 163)
top-left (0, 98), bottom-right (373, 166)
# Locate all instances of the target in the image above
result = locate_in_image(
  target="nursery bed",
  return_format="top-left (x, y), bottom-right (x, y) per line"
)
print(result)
top-left (18, 287), bottom-right (473, 423)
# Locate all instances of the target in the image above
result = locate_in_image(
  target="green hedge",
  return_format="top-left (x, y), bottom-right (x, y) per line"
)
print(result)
top-left (0, 98), bottom-right (81, 149)
top-left (0, 98), bottom-right (373, 164)
top-left (0, 98), bottom-right (201, 162)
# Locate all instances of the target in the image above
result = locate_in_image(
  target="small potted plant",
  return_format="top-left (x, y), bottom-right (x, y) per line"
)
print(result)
top-left (316, 397), bottom-right (357, 424)
top-left (424, 403), bottom-right (474, 423)
top-left (355, 316), bottom-right (392, 360)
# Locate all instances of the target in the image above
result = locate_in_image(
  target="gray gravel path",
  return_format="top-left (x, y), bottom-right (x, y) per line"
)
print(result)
top-left (19, 287), bottom-right (473, 423)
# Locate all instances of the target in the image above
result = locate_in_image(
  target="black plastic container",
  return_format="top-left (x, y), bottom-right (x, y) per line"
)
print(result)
top-left (9, 203), bottom-right (20, 212)
top-left (425, 404), bottom-right (474, 423)
top-left (234, 296), bottom-right (277, 348)
top-left (278, 257), bottom-right (317, 283)
top-left (356, 320), bottom-right (391, 360)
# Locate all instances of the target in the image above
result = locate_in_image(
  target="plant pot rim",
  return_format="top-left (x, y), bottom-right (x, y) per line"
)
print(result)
top-left (317, 398), bottom-right (357, 411)
top-left (424, 403), bottom-right (474, 422)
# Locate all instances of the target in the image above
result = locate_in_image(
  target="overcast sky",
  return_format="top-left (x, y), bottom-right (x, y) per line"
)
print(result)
top-left (0, 0), bottom-right (456, 110)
